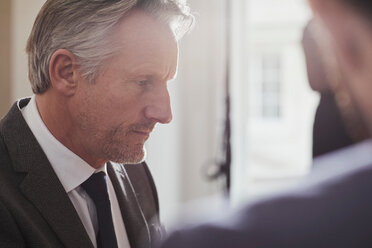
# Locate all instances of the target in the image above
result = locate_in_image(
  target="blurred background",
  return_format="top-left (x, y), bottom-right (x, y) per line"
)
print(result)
top-left (0, 0), bottom-right (318, 226)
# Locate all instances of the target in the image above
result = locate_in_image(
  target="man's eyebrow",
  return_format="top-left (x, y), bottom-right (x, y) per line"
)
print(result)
top-left (147, 72), bottom-right (177, 82)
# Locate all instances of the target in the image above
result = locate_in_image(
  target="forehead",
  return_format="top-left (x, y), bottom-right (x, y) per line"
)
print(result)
top-left (110, 9), bottom-right (179, 76)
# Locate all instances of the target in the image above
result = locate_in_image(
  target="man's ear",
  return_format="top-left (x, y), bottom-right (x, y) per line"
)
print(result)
top-left (49, 49), bottom-right (79, 96)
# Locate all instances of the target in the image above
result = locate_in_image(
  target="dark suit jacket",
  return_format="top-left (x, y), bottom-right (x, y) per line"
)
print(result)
top-left (160, 140), bottom-right (372, 248)
top-left (0, 99), bottom-right (163, 248)
top-left (312, 92), bottom-right (355, 158)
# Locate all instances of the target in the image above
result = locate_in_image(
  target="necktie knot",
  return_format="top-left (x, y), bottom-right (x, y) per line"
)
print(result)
top-left (81, 172), bottom-right (109, 202)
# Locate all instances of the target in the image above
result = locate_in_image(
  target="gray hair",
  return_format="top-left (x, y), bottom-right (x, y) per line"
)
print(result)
top-left (26, 0), bottom-right (194, 94)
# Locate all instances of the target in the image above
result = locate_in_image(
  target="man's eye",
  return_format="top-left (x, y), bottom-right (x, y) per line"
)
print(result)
top-left (137, 80), bottom-right (149, 86)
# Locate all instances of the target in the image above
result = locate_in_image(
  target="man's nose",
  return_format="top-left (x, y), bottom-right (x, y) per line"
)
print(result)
top-left (144, 88), bottom-right (173, 124)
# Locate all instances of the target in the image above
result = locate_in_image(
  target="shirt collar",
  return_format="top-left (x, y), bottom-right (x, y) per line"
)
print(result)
top-left (20, 95), bottom-right (104, 193)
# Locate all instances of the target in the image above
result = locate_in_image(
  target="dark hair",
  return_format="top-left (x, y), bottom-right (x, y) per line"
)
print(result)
top-left (342, 0), bottom-right (372, 21)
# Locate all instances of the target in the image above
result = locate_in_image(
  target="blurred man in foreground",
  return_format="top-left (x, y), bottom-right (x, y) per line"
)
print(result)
top-left (302, 19), bottom-right (369, 159)
top-left (159, 0), bottom-right (372, 247)
top-left (0, 0), bottom-right (192, 247)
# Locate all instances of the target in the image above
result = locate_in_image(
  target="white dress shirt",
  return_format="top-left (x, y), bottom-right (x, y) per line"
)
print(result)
top-left (20, 95), bottom-right (131, 248)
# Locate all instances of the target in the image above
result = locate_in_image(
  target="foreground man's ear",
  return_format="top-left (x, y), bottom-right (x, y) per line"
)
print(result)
top-left (49, 49), bottom-right (78, 96)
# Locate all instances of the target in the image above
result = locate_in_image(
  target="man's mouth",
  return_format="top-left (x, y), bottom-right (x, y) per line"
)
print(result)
top-left (132, 130), bottom-right (152, 137)
top-left (130, 123), bottom-right (155, 138)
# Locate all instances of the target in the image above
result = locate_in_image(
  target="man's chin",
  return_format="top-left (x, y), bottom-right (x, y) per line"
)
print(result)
top-left (111, 146), bottom-right (147, 165)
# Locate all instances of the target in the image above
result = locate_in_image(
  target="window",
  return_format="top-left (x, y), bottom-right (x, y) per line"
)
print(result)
top-left (261, 54), bottom-right (281, 119)
top-left (230, 0), bottom-right (319, 203)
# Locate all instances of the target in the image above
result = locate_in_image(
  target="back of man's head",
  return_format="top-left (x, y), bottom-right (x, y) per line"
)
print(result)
top-left (341, 0), bottom-right (372, 21)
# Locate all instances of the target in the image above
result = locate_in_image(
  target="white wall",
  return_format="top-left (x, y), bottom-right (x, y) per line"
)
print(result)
top-left (11, 0), bottom-right (45, 101)
top-left (0, 0), bottom-right (11, 117)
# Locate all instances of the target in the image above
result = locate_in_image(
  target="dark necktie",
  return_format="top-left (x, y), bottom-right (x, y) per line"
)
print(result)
top-left (81, 172), bottom-right (118, 248)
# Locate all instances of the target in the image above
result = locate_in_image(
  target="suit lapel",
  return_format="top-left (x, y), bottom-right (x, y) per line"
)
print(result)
top-left (108, 162), bottom-right (151, 248)
top-left (1, 99), bottom-right (93, 248)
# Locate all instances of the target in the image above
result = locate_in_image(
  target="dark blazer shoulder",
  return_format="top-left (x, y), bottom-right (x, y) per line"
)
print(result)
top-left (160, 140), bottom-right (372, 248)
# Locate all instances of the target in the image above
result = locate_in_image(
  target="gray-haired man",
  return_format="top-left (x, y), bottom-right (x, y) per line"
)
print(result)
top-left (0, 1), bottom-right (192, 247)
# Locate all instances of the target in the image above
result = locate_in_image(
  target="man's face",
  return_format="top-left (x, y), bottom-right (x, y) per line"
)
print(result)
top-left (69, 10), bottom-right (178, 166)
